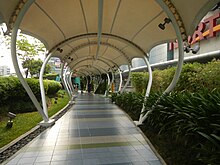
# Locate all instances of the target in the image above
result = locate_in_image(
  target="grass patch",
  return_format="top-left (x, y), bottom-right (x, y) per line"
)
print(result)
top-left (0, 90), bottom-right (69, 148)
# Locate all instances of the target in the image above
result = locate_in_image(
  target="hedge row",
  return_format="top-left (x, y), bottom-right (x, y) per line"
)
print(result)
top-left (131, 59), bottom-right (220, 93)
top-left (113, 60), bottom-right (220, 164)
top-left (112, 90), bottom-right (220, 165)
top-left (0, 77), bottom-right (62, 105)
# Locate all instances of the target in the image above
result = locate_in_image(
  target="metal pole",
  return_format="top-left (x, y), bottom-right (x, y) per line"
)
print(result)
top-left (135, 56), bottom-right (153, 125)
top-left (61, 63), bottom-right (71, 98)
top-left (140, 0), bottom-right (186, 123)
top-left (105, 73), bottom-right (110, 96)
top-left (118, 68), bottom-right (123, 93)
top-left (64, 67), bottom-right (71, 97)
top-left (39, 53), bottom-right (53, 119)
top-left (69, 71), bottom-right (74, 93)
top-left (66, 68), bottom-right (73, 95)
top-left (10, 0), bottom-right (48, 122)
top-left (121, 64), bottom-right (131, 93)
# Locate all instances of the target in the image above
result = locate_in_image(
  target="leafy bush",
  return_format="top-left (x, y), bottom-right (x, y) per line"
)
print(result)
top-left (0, 77), bottom-right (62, 114)
top-left (144, 90), bottom-right (220, 164)
top-left (131, 60), bottom-right (220, 93)
top-left (113, 90), bottom-right (220, 164)
top-left (113, 60), bottom-right (220, 164)
top-left (45, 80), bottom-right (62, 96)
top-left (112, 92), bottom-right (144, 120)
top-left (43, 74), bottom-right (59, 80)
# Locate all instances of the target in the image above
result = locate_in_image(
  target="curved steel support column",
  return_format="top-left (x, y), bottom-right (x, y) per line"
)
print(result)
top-left (121, 64), bottom-right (131, 93)
top-left (109, 68), bottom-right (115, 93)
top-left (69, 71), bottom-right (74, 93)
top-left (140, 0), bottom-right (186, 124)
top-left (64, 67), bottom-right (72, 97)
top-left (155, 0), bottom-right (185, 94)
top-left (67, 72), bottom-right (73, 93)
top-left (85, 76), bottom-right (88, 91)
top-left (135, 56), bottom-right (153, 125)
top-left (66, 68), bottom-right (73, 95)
top-left (10, 0), bottom-right (49, 122)
top-left (39, 53), bottom-right (53, 119)
top-left (118, 69), bottom-right (123, 93)
top-left (105, 73), bottom-right (110, 96)
top-left (61, 63), bottom-right (71, 98)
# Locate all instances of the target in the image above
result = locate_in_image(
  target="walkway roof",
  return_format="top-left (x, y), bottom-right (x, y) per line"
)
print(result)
top-left (0, 0), bottom-right (219, 75)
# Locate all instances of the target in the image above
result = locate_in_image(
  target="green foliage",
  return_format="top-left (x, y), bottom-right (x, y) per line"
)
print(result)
top-left (144, 90), bottom-right (220, 165)
top-left (15, 34), bottom-right (47, 78)
top-left (22, 59), bottom-right (51, 78)
top-left (0, 77), bottom-right (62, 114)
top-left (131, 72), bottom-right (148, 93)
top-left (131, 60), bottom-right (220, 93)
top-left (95, 74), bottom-right (107, 94)
top-left (114, 60), bottom-right (220, 165)
top-left (44, 74), bottom-right (59, 80)
top-left (44, 80), bottom-right (62, 96)
top-left (113, 90), bottom-right (220, 164)
top-left (112, 92), bottom-right (144, 120)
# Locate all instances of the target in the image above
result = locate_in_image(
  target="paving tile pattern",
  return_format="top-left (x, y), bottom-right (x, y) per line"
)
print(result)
top-left (3, 94), bottom-right (162, 165)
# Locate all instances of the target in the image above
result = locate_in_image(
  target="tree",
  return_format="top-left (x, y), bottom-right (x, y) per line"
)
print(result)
top-left (1, 32), bottom-right (49, 77)
top-left (23, 59), bottom-right (51, 77)
top-left (16, 34), bottom-right (46, 77)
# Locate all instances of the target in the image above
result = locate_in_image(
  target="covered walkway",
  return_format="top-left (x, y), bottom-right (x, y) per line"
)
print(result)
top-left (4, 94), bottom-right (163, 165)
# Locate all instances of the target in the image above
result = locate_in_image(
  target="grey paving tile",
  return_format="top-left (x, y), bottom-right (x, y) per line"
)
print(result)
top-left (22, 151), bottom-right (38, 158)
top-left (83, 158), bottom-right (99, 165)
top-left (66, 153), bottom-right (82, 160)
top-left (67, 159), bottom-right (83, 165)
top-left (50, 160), bottom-right (67, 165)
top-left (132, 161), bottom-right (150, 165)
top-left (147, 160), bottom-right (162, 165)
top-left (17, 157), bottom-right (36, 164)
top-left (68, 149), bottom-right (82, 155)
top-left (35, 155), bottom-right (52, 163)
top-left (52, 155), bottom-right (67, 161)
top-left (34, 162), bottom-right (50, 165)
top-left (4, 94), bottom-right (163, 165)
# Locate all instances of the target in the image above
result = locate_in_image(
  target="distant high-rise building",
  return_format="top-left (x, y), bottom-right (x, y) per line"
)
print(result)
top-left (0, 65), bottom-right (10, 76)
top-left (48, 57), bottom-right (61, 74)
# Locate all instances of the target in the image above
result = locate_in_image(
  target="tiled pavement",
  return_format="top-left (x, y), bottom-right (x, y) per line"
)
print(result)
top-left (3, 94), bottom-right (163, 165)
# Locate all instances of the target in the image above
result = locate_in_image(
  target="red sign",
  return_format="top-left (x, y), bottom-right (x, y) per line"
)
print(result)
top-left (169, 12), bottom-right (220, 50)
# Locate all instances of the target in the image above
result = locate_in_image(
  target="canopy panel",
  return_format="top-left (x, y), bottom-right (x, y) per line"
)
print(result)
top-left (0, 0), bottom-right (218, 74)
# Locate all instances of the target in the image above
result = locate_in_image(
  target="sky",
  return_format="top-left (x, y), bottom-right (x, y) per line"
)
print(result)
top-left (0, 41), bottom-right (17, 73)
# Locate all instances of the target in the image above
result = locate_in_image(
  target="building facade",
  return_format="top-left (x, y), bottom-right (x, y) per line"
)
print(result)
top-left (131, 9), bottom-right (220, 69)
top-left (0, 65), bottom-right (10, 76)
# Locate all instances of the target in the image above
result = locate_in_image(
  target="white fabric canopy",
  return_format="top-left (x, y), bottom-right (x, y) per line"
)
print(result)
top-left (0, 0), bottom-right (219, 75)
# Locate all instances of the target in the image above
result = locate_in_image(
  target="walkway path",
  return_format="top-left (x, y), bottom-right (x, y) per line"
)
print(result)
top-left (4, 94), bottom-right (163, 165)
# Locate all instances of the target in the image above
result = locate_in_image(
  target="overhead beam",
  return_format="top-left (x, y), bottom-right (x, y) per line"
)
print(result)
top-left (96, 0), bottom-right (104, 59)
top-left (49, 33), bottom-right (147, 58)
top-left (64, 41), bottom-right (130, 65)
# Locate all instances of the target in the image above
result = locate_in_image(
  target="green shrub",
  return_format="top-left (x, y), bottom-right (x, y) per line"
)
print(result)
top-left (113, 90), bottom-right (220, 164)
top-left (112, 92), bottom-right (144, 120)
top-left (43, 74), bottom-right (59, 80)
top-left (114, 60), bottom-right (220, 164)
top-left (0, 77), bottom-right (62, 114)
top-left (131, 60), bottom-right (220, 93)
top-left (45, 80), bottom-right (62, 96)
top-left (131, 72), bottom-right (148, 93)
top-left (144, 90), bottom-right (220, 164)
